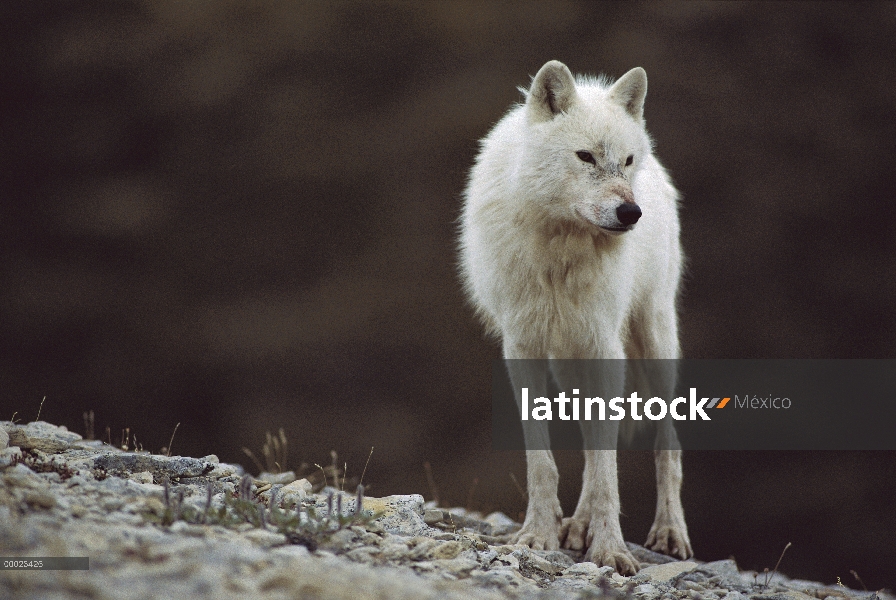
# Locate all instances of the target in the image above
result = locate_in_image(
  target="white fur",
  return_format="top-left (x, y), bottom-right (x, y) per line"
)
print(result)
top-left (459, 61), bottom-right (692, 573)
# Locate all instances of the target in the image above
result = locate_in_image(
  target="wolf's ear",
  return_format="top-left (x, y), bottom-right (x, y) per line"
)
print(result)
top-left (608, 67), bottom-right (647, 121)
top-left (527, 60), bottom-right (578, 122)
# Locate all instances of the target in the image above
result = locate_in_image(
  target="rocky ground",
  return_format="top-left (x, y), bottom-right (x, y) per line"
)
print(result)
top-left (0, 421), bottom-right (891, 600)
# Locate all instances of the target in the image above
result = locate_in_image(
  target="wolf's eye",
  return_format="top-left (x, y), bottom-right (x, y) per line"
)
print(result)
top-left (576, 151), bottom-right (596, 165)
top-left (625, 154), bottom-right (634, 166)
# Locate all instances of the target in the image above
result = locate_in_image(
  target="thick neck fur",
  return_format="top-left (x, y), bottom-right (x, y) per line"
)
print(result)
top-left (518, 202), bottom-right (625, 293)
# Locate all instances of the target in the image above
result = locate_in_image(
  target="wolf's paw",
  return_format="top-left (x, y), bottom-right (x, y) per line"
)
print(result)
top-left (563, 516), bottom-right (639, 575)
top-left (646, 523), bottom-right (693, 559)
top-left (511, 523), bottom-right (561, 550)
top-left (511, 499), bottom-right (562, 550)
top-left (586, 545), bottom-right (639, 576)
top-left (560, 516), bottom-right (589, 551)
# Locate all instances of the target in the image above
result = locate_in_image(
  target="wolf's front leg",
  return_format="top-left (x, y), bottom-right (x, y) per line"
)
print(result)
top-left (561, 447), bottom-right (639, 574)
top-left (513, 449), bottom-right (563, 550)
top-left (628, 313), bottom-right (693, 560)
top-left (552, 357), bottom-right (638, 573)
top-left (646, 423), bottom-right (692, 559)
top-left (504, 356), bottom-right (563, 549)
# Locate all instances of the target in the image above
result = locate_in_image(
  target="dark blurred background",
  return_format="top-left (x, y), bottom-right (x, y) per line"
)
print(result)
top-left (2, 1), bottom-right (894, 589)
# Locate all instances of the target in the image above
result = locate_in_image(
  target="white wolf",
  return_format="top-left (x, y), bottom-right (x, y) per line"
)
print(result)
top-left (459, 61), bottom-right (691, 573)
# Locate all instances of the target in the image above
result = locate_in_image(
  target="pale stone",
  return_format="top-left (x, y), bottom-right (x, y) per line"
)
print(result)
top-left (260, 477), bottom-right (310, 506)
top-left (482, 511), bottom-right (517, 535)
top-left (128, 470), bottom-right (154, 484)
top-left (5, 421), bottom-right (82, 453)
top-left (563, 561), bottom-right (604, 577)
top-left (428, 540), bottom-right (462, 560)
top-left (636, 583), bottom-right (659, 595)
top-left (634, 560), bottom-right (699, 582)
top-left (423, 508), bottom-right (445, 524)
top-left (258, 470), bottom-right (297, 485)
top-left (242, 529), bottom-right (286, 548)
top-left (0, 445), bottom-right (22, 468)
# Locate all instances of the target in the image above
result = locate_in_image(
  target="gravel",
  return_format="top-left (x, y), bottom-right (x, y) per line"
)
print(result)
top-left (1, 421), bottom-right (891, 600)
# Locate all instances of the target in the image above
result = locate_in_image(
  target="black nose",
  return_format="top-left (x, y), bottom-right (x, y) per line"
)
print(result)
top-left (616, 203), bottom-right (642, 226)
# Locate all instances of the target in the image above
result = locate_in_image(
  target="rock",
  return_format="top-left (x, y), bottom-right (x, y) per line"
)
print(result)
top-left (5, 462), bottom-right (40, 485)
top-left (441, 510), bottom-right (493, 535)
top-left (93, 453), bottom-right (213, 480)
top-left (207, 462), bottom-right (243, 479)
top-left (628, 541), bottom-right (681, 565)
top-left (407, 537), bottom-right (438, 559)
top-left (495, 552), bottom-right (519, 569)
top-left (168, 521), bottom-right (210, 537)
top-left (635, 560), bottom-right (699, 583)
top-left (433, 550), bottom-right (479, 577)
top-left (0, 424), bottom-right (8, 450)
top-left (1, 420), bottom-right (887, 600)
top-left (319, 528), bottom-right (357, 553)
top-left (354, 529), bottom-right (382, 546)
top-left (477, 549), bottom-right (497, 566)
top-left (636, 583), bottom-right (660, 595)
top-left (537, 549), bottom-right (575, 569)
top-left (102, 496), bottom-right (125, 511)
top-left (483, 511), bottom-right (518, 535)
top-left (612, 571), bottom-right (630, 584)
top-left (4, 421), bottom-right (83, 453)
top-left (259, 477), bottom-right (311, 506)
top-left (562, 561), bottom-right (610, 578)
top-left (755, 592), bottom-right (821, 600)
top-left (24, 489), bottom-right (56, 508)
top-left (515, 549), bottom-right (561, 575)
top-left (242, 529), bottom-right (286, 548)
top-left (380, 539), bottom-right (411, 561)
top-left (553, 577), bottom-right (594, 591)
top-left (471, 566), bottom-right (533, 589)
top-left (428, 540), bottom-right (462, 560)
top-left (345, 546), bottom-right (381, 564)
top-left (356, 494), bottom-right (428, 537)
top-left (681, 580), bottom-right (706, 591)
top-left (0, 446), bottom-right (22, 468)
top-left (698, 560), bottom-right (740, 578)
top-left (128, 470), bottom-right (154, 484)
top-left (258, 470), bottom-right (297, 485)
top-left (423, 508), bottom-right (445, 524)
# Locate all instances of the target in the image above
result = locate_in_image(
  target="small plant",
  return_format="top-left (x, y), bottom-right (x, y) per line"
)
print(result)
top-left (423, 461), bottom-right (440, 506)
top-left (119, 427), bottom-right (144, 452)
top-left (762, 542), bottom-right (792, 587)
top-left (36, 396), bottom-right (46, 421)
top-left (143, 474), bottom-right (381, 548)
top-left (10, 449), bottom-right (76, 481)
top-left (243, 429), bottom-right (289, 474)
top-left (82, 410), bottom-right (95, 440)
top-left (161, 422), bottom-right (180, 457)
top-left (850, 569), bottom-right (868, 592)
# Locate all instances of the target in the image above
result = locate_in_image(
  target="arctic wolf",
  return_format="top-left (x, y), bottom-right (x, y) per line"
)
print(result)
top-left (459, 61), bottom-right (691, 574)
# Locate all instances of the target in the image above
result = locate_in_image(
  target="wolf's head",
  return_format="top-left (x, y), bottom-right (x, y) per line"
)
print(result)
top-left (519, 60), bottom-right (652, 234)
